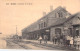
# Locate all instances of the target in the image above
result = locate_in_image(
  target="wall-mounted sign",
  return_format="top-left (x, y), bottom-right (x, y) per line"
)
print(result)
top-left (76, 28), bottom-right (79, 30)
top-left (45, 30), bottom-right (49, 32)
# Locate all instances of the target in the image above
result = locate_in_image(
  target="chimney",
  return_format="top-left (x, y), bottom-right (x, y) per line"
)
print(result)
top-left (50, 5), bottom-right (53, 12)
top-left (43, 12), bottom-right (46, 16)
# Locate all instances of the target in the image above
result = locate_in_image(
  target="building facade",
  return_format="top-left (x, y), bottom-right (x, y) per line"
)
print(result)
top-left (50, 13), bottom-right (80, 41)
top-left (22, 6), bottom-right (80, 42)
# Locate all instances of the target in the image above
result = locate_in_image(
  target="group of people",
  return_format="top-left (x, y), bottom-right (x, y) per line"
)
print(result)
top-left (74, 36), bottom-right (80, 49)
top-left (38, 35), bottom-right (48, 44)
top-left (53, 35), bottom-right (80, 49)
top-left (38, 35), bottom-right (80, 49)
top-left (38, 35), bottom-right (73, 46)
top-left (52, 35), bottom-right (73, 46)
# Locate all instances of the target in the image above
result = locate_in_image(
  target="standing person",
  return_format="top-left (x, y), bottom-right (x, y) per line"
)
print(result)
top-left (74, 36), bottom-right (77, 49)
top-left (70, 37), bottom-right (73, 47)
top-left (63, 35), bottom-right (68, 46)
top-left (60, 39), bottom-right (63, 45)
top-left (44, 35), bottom-right (48, 44)
top-left (38, 36), bottom-right (42, 44)
top-left (76, 36), bottom-right (80, 50)
top-left (54, 36), bottom-right (57, 44)
top-left (66, 36), bottom-right (70, 46)
top-left (52, 37), bottom-right (55, 44)
top-left (60, 35), bottom-right (63, 45)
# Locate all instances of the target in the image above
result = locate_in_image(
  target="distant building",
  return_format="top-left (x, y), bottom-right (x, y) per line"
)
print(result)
top-left (0, 32), bottom-right (2, 34)
top-left (22, 6), bottom-right (80, 41)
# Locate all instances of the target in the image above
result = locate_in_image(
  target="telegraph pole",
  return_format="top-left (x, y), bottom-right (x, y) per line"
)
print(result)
top-left (16, 25), bottom-right (17, 35)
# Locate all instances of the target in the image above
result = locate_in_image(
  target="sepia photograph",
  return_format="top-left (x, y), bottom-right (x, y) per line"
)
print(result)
top-left (0, 0), bottom-right (80, 51)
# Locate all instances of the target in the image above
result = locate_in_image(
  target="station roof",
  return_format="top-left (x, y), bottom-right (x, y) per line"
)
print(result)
top-left (50, 12), bottom-right (80, 27)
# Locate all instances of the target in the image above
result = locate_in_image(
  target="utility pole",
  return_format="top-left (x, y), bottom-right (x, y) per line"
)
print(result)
top-left (16, 25), bottom-right (17, 35)
top-left (16, 25), bottom-right (19, 40)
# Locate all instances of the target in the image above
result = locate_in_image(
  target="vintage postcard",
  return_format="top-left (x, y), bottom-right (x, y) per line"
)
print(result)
top-left (0, 0), bottom-right (80, 51)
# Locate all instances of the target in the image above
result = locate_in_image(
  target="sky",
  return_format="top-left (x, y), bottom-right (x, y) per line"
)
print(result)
top-left (0, 0), bottom-right (80, 37)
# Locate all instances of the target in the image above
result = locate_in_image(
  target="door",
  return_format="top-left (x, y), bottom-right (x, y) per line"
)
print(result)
top-left (76, 30), bottom-right (79, 36)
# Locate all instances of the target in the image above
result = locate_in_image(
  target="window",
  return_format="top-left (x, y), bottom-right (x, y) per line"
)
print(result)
top-left (58, 12), bottom-right (63, 18)
top-left (39, 22), bottom-right (47, 29)
top-left (39, 23), bottom-right (44, 29)
top-left (44, 22), bottom-right (46, 27)
top-left (41, 23), bottom-right (43, 28)
top-left (55, 28), bottom-right (61, 35)
top-left (39, 24), bottom-right (41, 29)
top-left (68, 28), bottom-right (72, 36)
top-left (76, 30), bottom-right (79, 36)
